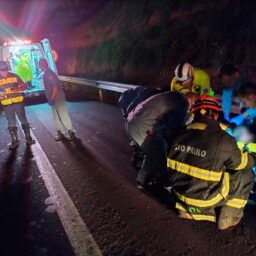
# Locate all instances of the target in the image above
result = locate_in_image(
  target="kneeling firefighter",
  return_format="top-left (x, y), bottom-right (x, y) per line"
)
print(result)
top-left (167, 95), bottom-right (256, 230)
top-left (0, 61), bottom-right (35, 149)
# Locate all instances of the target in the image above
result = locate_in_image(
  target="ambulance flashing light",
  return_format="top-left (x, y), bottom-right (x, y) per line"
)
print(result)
top-left (3, 40), bottom-right (32, 46)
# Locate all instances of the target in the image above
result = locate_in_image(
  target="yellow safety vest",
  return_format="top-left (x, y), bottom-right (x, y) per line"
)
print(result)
top-left (0, 76), bottom-right (24, 105)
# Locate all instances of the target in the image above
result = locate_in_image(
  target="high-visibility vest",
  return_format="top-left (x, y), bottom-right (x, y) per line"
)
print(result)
top-left (0, 76), bottom-right (24, 105)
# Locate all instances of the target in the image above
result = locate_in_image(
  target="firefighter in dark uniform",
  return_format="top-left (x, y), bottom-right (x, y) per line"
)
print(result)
top-left (167, 95), bottom-right (256, 230)
top-left (0, 61), bottom-right (35, 149)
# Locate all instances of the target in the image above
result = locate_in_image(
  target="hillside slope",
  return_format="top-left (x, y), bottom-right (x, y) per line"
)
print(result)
top-left (44, 0), bottom-right (256, 88)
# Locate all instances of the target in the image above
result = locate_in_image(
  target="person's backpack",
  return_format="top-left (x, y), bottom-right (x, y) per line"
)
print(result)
top-left (118, 86), bottom-right (162, 118)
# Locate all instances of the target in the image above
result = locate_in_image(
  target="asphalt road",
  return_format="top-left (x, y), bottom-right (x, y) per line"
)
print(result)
top-left (0, 99), bottom-right (256, 256)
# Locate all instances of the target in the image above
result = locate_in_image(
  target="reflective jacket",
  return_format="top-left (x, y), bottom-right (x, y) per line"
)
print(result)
top-left (167, 116), bottom-right (255, 221)
top-left (170, 68), bottom-right (214, 96)
top-left (0, 72), bottom-right (25, 105)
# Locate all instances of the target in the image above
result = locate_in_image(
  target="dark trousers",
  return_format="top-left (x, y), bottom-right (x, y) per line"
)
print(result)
top-left (136, 132), bottom-right (168, 184)
top-left (174, 169), bottom-right (254, 221)
top-left (221, 168), bottom-right (254, 218)
top-left (3, 102), bottom-right (29, 127)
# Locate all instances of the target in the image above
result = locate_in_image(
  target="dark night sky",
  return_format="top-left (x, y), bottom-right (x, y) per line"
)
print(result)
top-left (0, 0), bottom-right (104, 42)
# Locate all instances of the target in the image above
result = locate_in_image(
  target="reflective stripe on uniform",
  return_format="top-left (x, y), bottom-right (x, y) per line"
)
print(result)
top-left (176, 203), bottom-right (216, 222)
top-left (1, 96), bottom-right (24, 105)
top-left (1, 99), bottom-right (12, 105)
top-left (225, 198), bottom-right (247, 209)
top-left (192, 214), bottom-right (216, 222)
top-left (237, 142), bottom-right (256, 153)
top-left (0, 77), bottom-right (18, 85)
top-left (167, 158), bottom-right (222, 181)
top-left (219, 123), bottom-right (229, 131)
top-left (11, 96), bottom-right (24, 103)
top-left (174, 172), bottom-right (230, 208)
top-left (235, 151), bottom-right (248, 170)
top-left (176, 202), bottom-right (187, 212)
top-left (187, 122), bottom-right (207, 130)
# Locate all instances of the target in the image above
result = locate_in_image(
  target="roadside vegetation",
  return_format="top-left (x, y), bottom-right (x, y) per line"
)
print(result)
top-left (58, 0), bottom-right (256, 88)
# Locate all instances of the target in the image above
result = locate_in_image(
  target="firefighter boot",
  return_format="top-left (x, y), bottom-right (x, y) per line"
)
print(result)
top-left (8, 127), bottom-right (20, 150)
top-left (217, 209), bottom-right (242, 230)
top-left (22, 124), bottom-right (36, 145)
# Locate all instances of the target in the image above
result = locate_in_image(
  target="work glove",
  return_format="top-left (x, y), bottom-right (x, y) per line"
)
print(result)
top-left (230, 114), bottom-right (244, 126)
top-left (223, 113), bottom-right (231, 123)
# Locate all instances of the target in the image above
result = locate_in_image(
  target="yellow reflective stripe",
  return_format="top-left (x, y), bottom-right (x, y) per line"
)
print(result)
top-left (1, 99), bottom-right (12, 105)
top-left (175, 172), bottom-right (229, 208)
top-left (225, 198), bottom-right (247, 209)
top-left (237, 142), bottom-right (256, 153)
top-left (219, 123), bottom-right (229, 131)
top-left (176, 202), bottom-right (187, 212)
top-left (191, 214), bottom-right (216, 222)
top-left (1, 96), bottom-right (24, 105)
top-left (235, 151), bottom-right (248, 170)
top-left (0, 77), bottom-right (18, 85)
top-left (167, 158), bottom-right (222, 181)
top-left (187, 122), bottom-right (207, 130)
top-left (237, 142), bottom-right (245, 150)
top-left (11, 96), bottom-right (24, 103)
top-left (221, 172), bottom-right (230, 199)
top-left (247, 143), bottom-right (256, 153)
top-left (176, 203), bottom-right (216, 222)
top-left (6, 77), bottom-right (17, 83)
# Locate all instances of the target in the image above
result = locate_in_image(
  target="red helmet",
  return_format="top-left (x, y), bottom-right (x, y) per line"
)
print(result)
top-left (191, 95), bottom-right (221, 113)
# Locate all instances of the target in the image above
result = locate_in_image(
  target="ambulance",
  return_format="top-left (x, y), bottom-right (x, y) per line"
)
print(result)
top-left (0, 38), bottom-right (58, 97)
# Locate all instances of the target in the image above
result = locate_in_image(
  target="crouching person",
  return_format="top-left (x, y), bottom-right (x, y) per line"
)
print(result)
top-left (126, 90), bottom-right (196, 189)
top-left (167, 95), bottom-right (255, 230)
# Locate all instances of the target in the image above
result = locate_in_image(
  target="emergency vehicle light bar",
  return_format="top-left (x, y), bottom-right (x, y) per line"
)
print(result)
top-left (3, 40), bottom-right (32, 46)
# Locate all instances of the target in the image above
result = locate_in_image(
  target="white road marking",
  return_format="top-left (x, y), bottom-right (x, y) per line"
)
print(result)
top-left (29, 133), bottom-right (103, 256)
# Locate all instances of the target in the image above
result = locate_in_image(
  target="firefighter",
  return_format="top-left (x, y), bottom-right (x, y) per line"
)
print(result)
top-left (126, 91), bottom-right (197, 188)
top-left (0, 61), bottom-right (35, 149)
top-left (170, 63), bottom-right (214, 96)
top-left (39, 58), bottom-right (75, 141)
top-left (167, 95), bottom-right (255, 230)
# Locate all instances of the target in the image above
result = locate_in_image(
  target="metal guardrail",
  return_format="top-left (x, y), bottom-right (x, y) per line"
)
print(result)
top-left (59, 75), bottom-right (241, 114)
top-left (59, 75), bottom-right (138, 93)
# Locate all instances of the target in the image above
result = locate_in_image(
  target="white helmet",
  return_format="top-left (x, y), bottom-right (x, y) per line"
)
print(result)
top-left (175, 63), bottom-right (193, 82)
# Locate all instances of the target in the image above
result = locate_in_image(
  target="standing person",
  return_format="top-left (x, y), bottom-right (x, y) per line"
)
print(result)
top-left (0, 61), bottom-right (35, 149)
top-left (39, 58), bottom-right (75, 141)
top-left (170, 63), bottom-right (214, 96)
top-left (167, 95), bottom-right (255, 230)
top-left (126, 91), bottom-right (196, 188)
